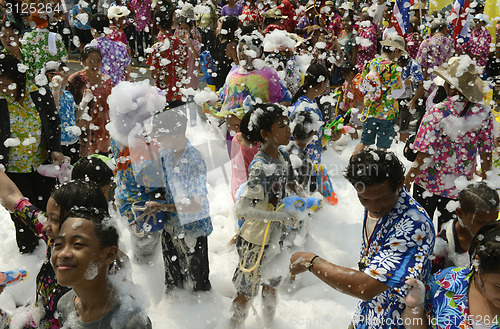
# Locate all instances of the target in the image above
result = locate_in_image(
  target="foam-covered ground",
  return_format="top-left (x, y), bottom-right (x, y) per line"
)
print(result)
top-left (1, 114), bottom-right (497, 329)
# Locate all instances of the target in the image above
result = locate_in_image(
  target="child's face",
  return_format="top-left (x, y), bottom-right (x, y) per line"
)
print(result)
top-left (82, 52), bottom-right (102, 72)
top-left (43, 197), bottom-right (62, 246)
top-left (266, 116), bottom-right (291, 146)
top-left (51, 217), bottom-right (109, 287)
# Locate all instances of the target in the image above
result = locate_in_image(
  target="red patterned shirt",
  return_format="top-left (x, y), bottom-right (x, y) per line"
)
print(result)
top-left (458, 27), bottom-right (492, 68)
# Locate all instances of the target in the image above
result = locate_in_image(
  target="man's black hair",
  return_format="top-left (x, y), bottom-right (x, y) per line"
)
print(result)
top-left (469, 221), bottom-right (500, 274)
top-left (154, 7), bottom-right (174, 31)
top-left (344, 150), bottom-right (405, 191)
top-left (89, 14), bottom-right (110, 35)
top-left (459, 182), bottom-right (500, 214)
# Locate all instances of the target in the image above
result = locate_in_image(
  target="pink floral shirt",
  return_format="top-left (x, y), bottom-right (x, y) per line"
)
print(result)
top-left (130, 0), bottom-right (153, 32)
top-left (458, 27), bottom-right (492, 68)
top-left (416, 33), bottom-right (455, 81)
top-left (405, 32), bottom-right (422, 59)
top-left (355, 21), bottom-right (378, 72)
top-left (413, 97), bottom-right (494, 199)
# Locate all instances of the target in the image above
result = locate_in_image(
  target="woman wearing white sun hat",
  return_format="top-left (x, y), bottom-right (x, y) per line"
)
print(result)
top-left (404, 55), bottom-right (494, 232)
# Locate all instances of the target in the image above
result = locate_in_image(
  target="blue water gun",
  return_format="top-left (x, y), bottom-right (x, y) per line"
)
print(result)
top-left (200, 50), bottom-right (216, 91)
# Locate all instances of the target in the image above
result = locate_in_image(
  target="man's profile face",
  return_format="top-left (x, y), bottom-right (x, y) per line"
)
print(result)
top-left (355, 180), bottom-right (402, 218)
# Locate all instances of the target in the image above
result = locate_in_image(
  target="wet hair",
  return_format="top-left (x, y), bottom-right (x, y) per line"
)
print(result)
top-left (344, 150), bottom-right (405, 191)
top-left (469, 221), bottom-right (500, 274)
top-left (89, 14), bottom-right (110, 35)
top-left (292, 63), bottom-right (329, 104)
top-left (339, 62), bottom-right (357, 78)
top-left (81, 46), bottom-right (102, 62)
top-left (239, 109), bottom-right (258, 143)
top-left (221, 15), bottom-right (239, 41)
top-left (150, 108), bottom-right (188, 137)
top-left (65, 207), bottom-right (119, 248)
top-left (154, 7), bottom-right (174, 31)
top-left (50, 180), bottom-right (109, 225)
top-left (179, 17), bottom-right (194, 28)
top-left (244, 103), bottom-right (288, 144)
top-left (0, 54), bottom-right (26, 99)
top-left (72, 156), bottom-right (114, 188)
top-left (1, 20), bottom-right (22, 34)
top-left (430, 19), bottom-right (447, 33)
top-left (290, 110), bottom-right (316, 141)
top-left (459, 182), bottom-right (500, 214)
top-left (433, 85), bottom-right (447, 104)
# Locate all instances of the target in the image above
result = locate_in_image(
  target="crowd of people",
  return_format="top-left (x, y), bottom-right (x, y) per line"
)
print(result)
top-left (0, 0), bottom-right (498, 328)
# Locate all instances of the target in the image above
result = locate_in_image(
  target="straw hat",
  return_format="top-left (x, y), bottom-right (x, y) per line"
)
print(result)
top-left (107, 6), bottom-right (130, 20)
top-left (262, 8), bottom-right (288, 19)
top-left (380, 35), bottom-right (409, 56)
top-left (434, 56), bottom-right (485, 103)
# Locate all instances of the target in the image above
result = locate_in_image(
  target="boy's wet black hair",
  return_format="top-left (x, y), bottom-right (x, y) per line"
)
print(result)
top-left (243, 103), bottom-right (287, 144)
top-left (469, 221), bottom-right (500, 274)
top-left (344, 150), bottom-right (405, 191)
top-left (290, 110), bottom-right (315, 141)
top-left (65, 207), bottom-right (119, 248)
top-left (0, 54), bottom-right (26, 99)
top-left (154, 7), bottom-right (175, 31)
top-left (459, 182), bottom-right (500, 214)
top-left (72, 156), bottom-right (114, 189)
top-left (89, 14), bottom-right (110, 35)
top-left (51, 180), bottom-right (109, 226)
top-left (339, 62), bottom-right (357, 78)
top-left (81, 46), bottom-right (101, 62)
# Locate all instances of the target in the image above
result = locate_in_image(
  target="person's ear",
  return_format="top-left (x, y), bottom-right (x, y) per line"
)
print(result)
top-left (100, 246), bottom-right (119, 266)
top-left (456, 207), bottom-right (465, 219)
top-left (260, 129), bottom-right (270, 142)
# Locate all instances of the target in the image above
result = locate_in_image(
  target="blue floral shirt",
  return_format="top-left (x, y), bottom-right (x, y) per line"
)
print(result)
top-left (58, 90), bottom-right (78, 145)
top-left (290, 95), bottom-right (323, 164)
top-left (425, 267), bottom-right (500, 329)
top-left (353, 188), bottom-right (435, 329)
top-left (111, 139), bottom-right (155, 222)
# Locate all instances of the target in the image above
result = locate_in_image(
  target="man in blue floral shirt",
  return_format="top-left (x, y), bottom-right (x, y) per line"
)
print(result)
top-left (290, 150), bottom-right (435, 328)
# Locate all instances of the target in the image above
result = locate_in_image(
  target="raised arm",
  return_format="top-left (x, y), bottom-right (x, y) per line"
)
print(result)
top-left (0, 170), bottom-right (24, 212)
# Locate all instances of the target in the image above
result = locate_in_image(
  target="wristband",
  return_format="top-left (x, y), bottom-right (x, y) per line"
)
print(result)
top-left (306, 255), bottom-right (320, 272)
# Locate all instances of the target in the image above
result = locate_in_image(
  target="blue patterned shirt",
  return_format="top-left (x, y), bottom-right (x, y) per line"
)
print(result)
top-left (58, 90), bottom-right (78, 145)
top-left (353, 188), bottom-right (435, 329)
top-left (425, 267), bottom-right (500, 329)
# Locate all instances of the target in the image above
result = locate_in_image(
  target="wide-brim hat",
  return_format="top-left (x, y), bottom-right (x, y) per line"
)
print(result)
top-left (380, 35), bottom-right (409, 56)
top-left (262, 8), bottom-right (288, 19)
top-left (108, 6), bottom-right (130, 19)
top-left (434, 56), bottom-right (485, 103)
